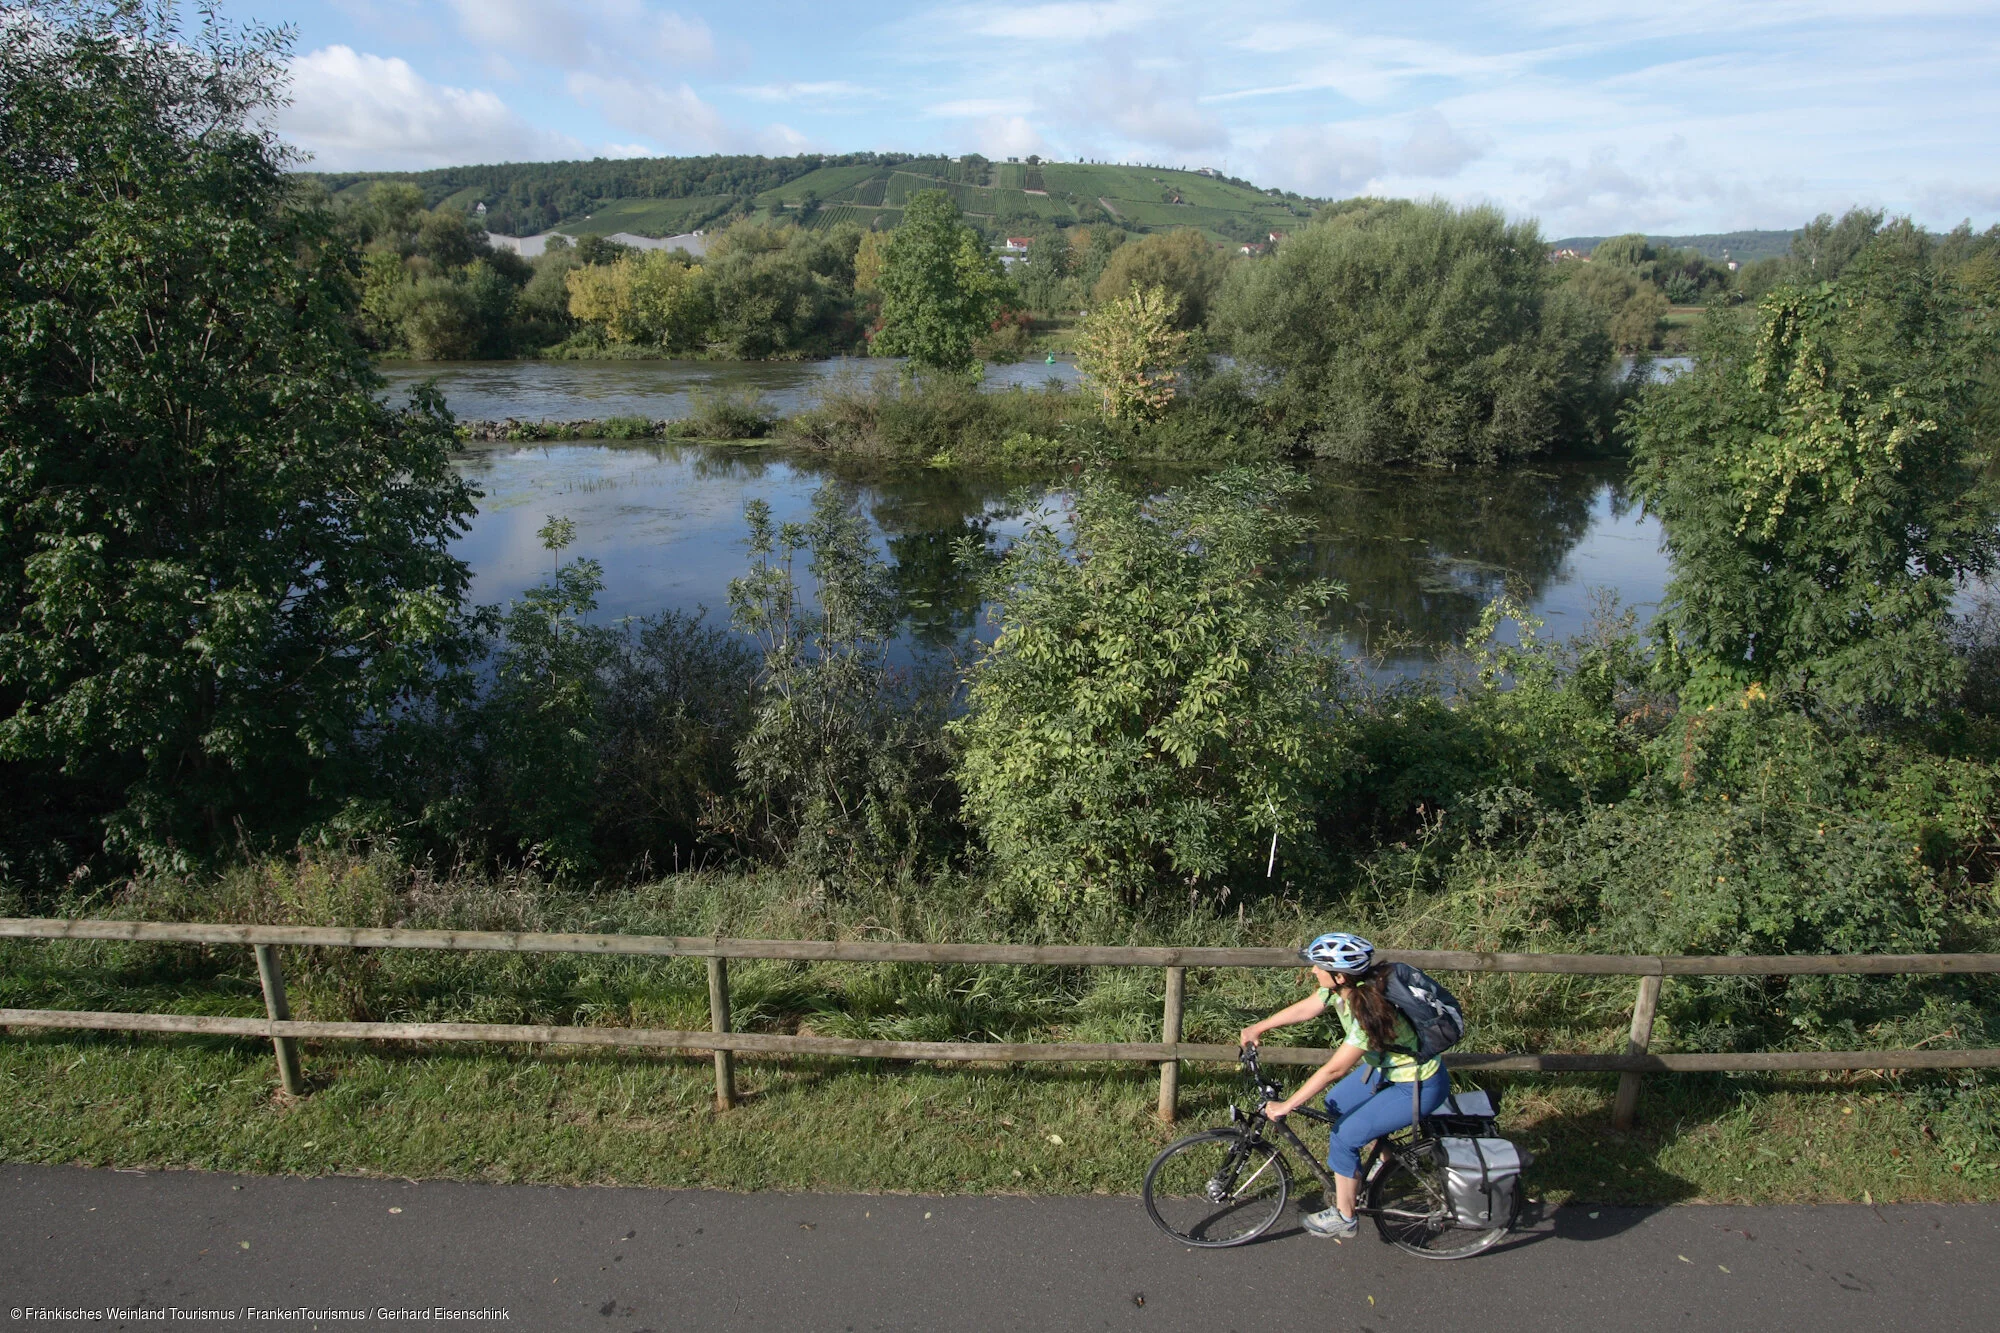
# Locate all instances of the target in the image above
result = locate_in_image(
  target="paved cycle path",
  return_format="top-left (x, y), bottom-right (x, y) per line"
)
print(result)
top-left (2, 1164), bottom-right (1994, 1331)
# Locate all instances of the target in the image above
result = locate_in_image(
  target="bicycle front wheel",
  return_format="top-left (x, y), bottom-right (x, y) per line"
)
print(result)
top-left (1365, 1145), bottom-right (1509, 1260)
top-left (1143, 1129), bottom-right (1291, 1248)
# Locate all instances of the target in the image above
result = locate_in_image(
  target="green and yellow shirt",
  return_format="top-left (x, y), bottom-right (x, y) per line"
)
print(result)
top-left (1316, 986), bottom-right (1441, 1083)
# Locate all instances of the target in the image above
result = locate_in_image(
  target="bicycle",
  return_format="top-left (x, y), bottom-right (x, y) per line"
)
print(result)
top-left (1141, 1046), bottom-right (1515, 1257)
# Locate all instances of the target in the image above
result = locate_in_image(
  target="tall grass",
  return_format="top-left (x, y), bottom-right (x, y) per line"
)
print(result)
top-left (3, 852), bottom-right (1995, 1203)
top-left (776, 369), bottom-right (1283, 465)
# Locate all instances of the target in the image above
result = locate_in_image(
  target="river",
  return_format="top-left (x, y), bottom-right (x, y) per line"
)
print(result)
top-left (401, 362), bottom-right (1671, 669)
top-left (378, 356), bottom-right (1085, 422)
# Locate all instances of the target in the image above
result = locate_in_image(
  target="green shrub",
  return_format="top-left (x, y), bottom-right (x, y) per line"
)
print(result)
top-left (780, 371), bottom-right (1077, 461)
top-left (727, 488), bottom-right (960, 886)
top-left (1627, 227), bottom-right (2000, 717)
top-left (599, 415), bottom-right (657, 440)
top-left (679, 388), bottom-right (775, 440)
top-left (954, 468), bottom-right (1344, 908)
top-left (1218, 199), bottom-right (1614, 465)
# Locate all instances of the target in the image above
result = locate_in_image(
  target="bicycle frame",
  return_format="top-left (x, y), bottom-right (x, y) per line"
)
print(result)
top-left (1229, 1049), bottom-right (1451, 1228)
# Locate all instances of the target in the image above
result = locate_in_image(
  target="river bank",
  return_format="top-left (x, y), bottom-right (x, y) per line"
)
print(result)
top-left (4, 857), bottom-right (1995, 1205)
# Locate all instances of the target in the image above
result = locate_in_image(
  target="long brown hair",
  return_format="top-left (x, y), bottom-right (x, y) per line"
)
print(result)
top-left (1344, 969), bottom-right (1406, 1052)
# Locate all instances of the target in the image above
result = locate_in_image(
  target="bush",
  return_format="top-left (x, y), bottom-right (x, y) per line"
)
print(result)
top-left (1090, 228), bottom-right (1230, 330)
top-left (726, 488), bottom-right (960, 886)
top-left (1627, 227), bottom-right (2000, 717)
top-left (780, 371), bottom-right (1077, 462)
top-left (678, 388), bottom-right (775, 440)
top-left (954, 468), bottom-right (1344, 908)
top-left (380, 519), bottom-right (755, 882)
top-left (1218, 199), bottom-right (1614, 465)
top-left (1075, 284), bottom-right (1189, 422)
top-left (0, 6), bottom-right (477, 879)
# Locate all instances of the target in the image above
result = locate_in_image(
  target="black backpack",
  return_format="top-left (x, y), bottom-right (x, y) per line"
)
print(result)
top-left (1383, 961), bottom-right (1465, 1060)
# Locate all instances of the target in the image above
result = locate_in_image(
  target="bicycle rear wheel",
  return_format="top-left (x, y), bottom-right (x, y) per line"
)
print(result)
top-left (1143, 1129), bottom-right (1291, 1248)
top-left (1365, 1144), bottom-right (1509, 1260)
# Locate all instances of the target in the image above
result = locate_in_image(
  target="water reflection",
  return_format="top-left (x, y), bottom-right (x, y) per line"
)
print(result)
top-left (382, 356), bottom-right (1083, 422)
top-left (450, 440), bottom-right (1666, 671)
top-left (1299, 464), bottom-right (1622, 651)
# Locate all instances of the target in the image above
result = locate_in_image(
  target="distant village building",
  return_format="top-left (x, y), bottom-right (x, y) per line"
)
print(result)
top-left (1268, 231), bottom-right (1286, 244)
top-left (1548, 247), bottom-right (1583, 261)
top-left (485, 230), bottom-right (708, 260)
top-left (1239, 242), bottom-right (1267, 256)
top-left (1197, 167), bottom-right (1218, 177)
top-left (475, 202), bottom-right (487, 215)
top-left (1002, 236), bottom-right (1034, 252)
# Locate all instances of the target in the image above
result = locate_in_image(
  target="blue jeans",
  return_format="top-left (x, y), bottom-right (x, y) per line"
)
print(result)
top-left (1323, 1062), bottom-right (1450, 1178)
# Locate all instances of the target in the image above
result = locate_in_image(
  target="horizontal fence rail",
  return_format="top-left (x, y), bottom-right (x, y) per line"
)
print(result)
top-left (3, 918), bottom-right (1996, 1127)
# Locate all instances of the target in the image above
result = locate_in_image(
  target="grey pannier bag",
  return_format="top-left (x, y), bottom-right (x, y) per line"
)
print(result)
top-left (1437, 1135), bottom-right (1529, 1229)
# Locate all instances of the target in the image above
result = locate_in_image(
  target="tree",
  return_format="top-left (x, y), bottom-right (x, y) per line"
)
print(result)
top-left (1218, 200), bottom-right (1612, 465)
top-left (1015, 225), bottom-right (1073, 314)
top-left (1071, 225), bottom-right (1127, 299)
top-left (1590, 233), bottom-right (1655, 269)
top-left (1564, 262), bottom-right (1668, 353)
top-left (1091, 228), bottom-right (1229, 329)
top-left (573, 233), bottom-right (634, 266)
top-left (1075, 283), bottom-right (1190, 421)
top-left (470, 517), bottom-right (614, 878)
top-left (1794, 208), bottom-right (1885, 281)
top-left (872, 190), bottom-right (1007, 374)
top-left (0, 2), bottom-right (479, 878)
top-left (697, 221), bottom-right (861, 359)
top-left (853, 229), bottom-right (891, 295)
top-left (1607, 283), bottom-right (1670, 353)
top-left (727, 488), bottom-right (956, 883)
top-left (564, 248), bottom-right (709, 349)
top-left (1627, 227), bottom-right (1999, 715)
top-left (954, 469), bottom-right (1340, 909)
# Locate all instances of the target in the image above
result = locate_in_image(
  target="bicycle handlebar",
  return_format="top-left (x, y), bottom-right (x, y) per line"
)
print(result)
top-left (1238, 1044), bottom-right (1283, 1106)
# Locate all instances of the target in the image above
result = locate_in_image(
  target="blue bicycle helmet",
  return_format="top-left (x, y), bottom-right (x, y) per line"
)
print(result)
top-left (1300, 931), bottom-right (1375, 976)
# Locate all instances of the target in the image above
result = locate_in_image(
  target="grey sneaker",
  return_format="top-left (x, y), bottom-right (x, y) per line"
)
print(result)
top-left (1302, 1205), bottom-right (1359, 1240)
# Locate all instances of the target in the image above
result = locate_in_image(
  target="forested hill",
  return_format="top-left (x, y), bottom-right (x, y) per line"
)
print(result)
top-left (1551, 229), bottom-right (1799, 263)
top-left (304, 152), bottom-right (1321, 244)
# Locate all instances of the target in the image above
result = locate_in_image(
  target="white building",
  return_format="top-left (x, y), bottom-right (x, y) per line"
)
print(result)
top-left (486, 230), bottom-right (709, 259)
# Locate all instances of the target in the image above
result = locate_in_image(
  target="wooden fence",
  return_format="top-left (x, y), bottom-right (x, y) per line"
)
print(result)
top-left (4, 917), bottom-right (1997, 1129)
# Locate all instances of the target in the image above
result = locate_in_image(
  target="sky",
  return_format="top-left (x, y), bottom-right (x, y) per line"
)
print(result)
top-left (266, 0), bottom-right (2000, 236)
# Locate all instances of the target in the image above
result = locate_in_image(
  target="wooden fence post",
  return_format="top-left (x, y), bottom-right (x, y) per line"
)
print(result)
top-left (1612, 974), bottom-right (1663, 1130)
top-left (707, 955), bottom-right (735, 1111)
top-left (1158, 966), bottom-right (1185, 1122)
top-left (252, 944), bottom-right (303, 1097)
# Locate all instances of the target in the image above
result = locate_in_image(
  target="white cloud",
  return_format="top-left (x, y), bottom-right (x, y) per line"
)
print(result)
top-left (445, 1), bottom-right (715, 72)
top-left (279, 46), bottom-right (581, 170)
top-left (738, 81), bottom-right (880, 103)
top-left (930, 97), bottom-right (1032, 118)
top-left (972, 116), bottom-right (1048, 160)
top-left (1058, 53), bottom-right (1228, 154)
top-left (652, 11), bottom-right (719, 65)
top-left (1254, 125), bottom-right (1383, 197)
top-left (567, 73), bottom-right (814, 155)
top-left (566, 72), bottom-right (733, 149)
top-left (294, 0), bottom-right (2000, 233)
top-left (1397, 110), bottom-right (1484, 177)
top-left (1919, 183), bottom-right (2000, 220)
top-left (969, 2), bottom-right (1152, 42)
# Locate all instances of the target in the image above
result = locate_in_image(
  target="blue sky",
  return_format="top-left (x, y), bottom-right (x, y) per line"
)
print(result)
top-left (269, 1), bottom-right (2000, 236)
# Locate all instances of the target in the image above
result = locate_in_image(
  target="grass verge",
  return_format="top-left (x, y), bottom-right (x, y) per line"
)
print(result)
top-left (3, 1030), bottom-right (1993, 1205)
top-left (4, 857), bottom-right (1993, 1204)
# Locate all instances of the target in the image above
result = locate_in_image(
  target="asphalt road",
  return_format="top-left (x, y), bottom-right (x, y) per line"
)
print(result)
top-left (2, 1165), bottom-right (1994, 1332)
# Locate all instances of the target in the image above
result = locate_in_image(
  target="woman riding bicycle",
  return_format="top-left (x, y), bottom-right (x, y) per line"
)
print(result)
top-left (1238, 931), bottom-right (1451, 1241)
